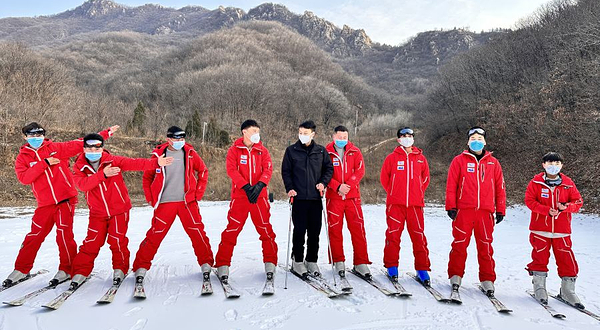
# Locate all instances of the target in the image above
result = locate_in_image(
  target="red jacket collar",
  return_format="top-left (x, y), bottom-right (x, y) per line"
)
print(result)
top-left (153, 142), bottom-right (195, 156)
top-left (20, 138), bottom-right (52, 153)
top-left (75, 149), bottom-right (114, 172)
top-left (532, 172), bottom-right (575, 187)
top-left (393, 145), bottom-right (423, 156)
top-left (233, 137), bottom-right (263, 151)
top-left (461, 149), bottom-right (492, 160)
top-left (325, 141), bottom-right (359, 154)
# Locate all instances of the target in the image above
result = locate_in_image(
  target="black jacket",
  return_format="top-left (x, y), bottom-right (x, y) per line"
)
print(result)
top-left (281, 140), bottom-right (334, 200)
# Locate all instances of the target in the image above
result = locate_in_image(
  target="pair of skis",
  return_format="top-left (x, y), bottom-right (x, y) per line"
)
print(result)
top-left (348, 268), bottom-right (411, 297)
top-left (527, 290), bottom-right (600, 321)
top-left (405, 272), bottom-right (512, 313)
top-left (208, 268), bottom-right (276, 298)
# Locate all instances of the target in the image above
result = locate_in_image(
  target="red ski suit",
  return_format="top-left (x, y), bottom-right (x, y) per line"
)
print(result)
top-left (445, 150), bottom-right (506, 282)
top-left (133, 142), bottom-right (214, 271)
top-left (71, 151), bottom-right (160, 276)
top-left (380, 146), bottom-right (431, 270)
top-left (215, 138), bottom-right (277, 267)
top-left (13, 128), bottom-right (112, 275)
top-left (525, 173), bottom-right (583, 277)
top-left (324, 141), bottom-right (370, 265)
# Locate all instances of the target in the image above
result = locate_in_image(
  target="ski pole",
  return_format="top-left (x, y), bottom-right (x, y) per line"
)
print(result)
top-left (284, 197), bottom-right (294, 289)
top-left (320, 191), bottom-right (337, 286)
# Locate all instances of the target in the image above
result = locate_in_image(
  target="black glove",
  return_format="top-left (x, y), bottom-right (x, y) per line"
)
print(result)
top-left (447, 209), bottom-right (457, 220)
top-left (248, 182), bottom-right (266, 204)
top-left (242, 184), bottom-right (253, 201)
top-left (495, 212), bottom-right (504, 224)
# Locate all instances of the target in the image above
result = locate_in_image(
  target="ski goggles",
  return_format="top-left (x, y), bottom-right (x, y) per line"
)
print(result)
top-left (167, 130), bottom-right (186, 139)
top-left (399, 128), bottom-right (414, 136)
top-left (468, 128), bottom-right (485, 137)
top-left (25, 128), bottom-right (45, 137)
top-left (84, 139), bottom-right (104, 148)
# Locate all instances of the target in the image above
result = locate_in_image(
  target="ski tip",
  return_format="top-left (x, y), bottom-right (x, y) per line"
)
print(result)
top-left (261, 292), bottom-right (274, 296)
top-left (3, 301), bottom-right (22, 306)
top-left (41, 305), bottom-right (58, 310)
top-left (96, 300), bottom-right (111, 304)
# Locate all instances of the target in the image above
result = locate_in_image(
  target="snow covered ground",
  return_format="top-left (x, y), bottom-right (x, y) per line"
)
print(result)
top-left (0, 201), bottom-right (598, 330)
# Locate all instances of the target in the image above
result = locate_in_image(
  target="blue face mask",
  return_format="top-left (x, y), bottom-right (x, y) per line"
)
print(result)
top-left (469, 140), bottom-right (485, 152)
top-left (334, 140), bottom-right (348, 148)
top-left (85, 152), bottom-right (102, 162)
top-left (172, 141), bottom-right (185, 150)
top-left (27, 137), bottom-right (44, 149)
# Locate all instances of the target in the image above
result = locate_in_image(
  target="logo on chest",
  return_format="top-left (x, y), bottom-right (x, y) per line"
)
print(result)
top-left (467, 163), bottom-right (476, 173)
top-left (29, 161), bottom-right (38, 167)
top-left (397, 161), bottom-right (404, 171)
top-left (156, 168), bottom-right (161, 173)
top-left (240, 155), bottom-right (248, 164)
top-left (333, 161), bottom-right (340, 166)
top-left (541, 193), bottom-right (549, 198)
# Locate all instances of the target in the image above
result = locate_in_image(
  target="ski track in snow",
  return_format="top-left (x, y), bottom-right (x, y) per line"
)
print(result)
top-left (0, 201), bottom-right (598, 329)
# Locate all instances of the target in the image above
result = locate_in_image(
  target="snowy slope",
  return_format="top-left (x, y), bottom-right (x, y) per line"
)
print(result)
top-left (0, 202), bottom-right (598, 330)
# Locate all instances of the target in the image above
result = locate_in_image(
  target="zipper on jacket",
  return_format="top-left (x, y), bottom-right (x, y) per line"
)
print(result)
top-left (86, 162), bottom-right (111, 216)
top-left (59, 167), bottom-right (72, 188)
top-left (248, 148), bottom-right (253, 185)
top-left (114, 182), bottom-right (126, 203)
top-left (403, 149), bottom-right (410, 207)
top-left (33, 148), bottom-right (58, 204)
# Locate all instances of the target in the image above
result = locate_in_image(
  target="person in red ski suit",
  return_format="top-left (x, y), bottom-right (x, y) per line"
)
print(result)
top-left (67, 133), bottom-right (173, 288)
top-left (2, 122), bottom-right (118, 288)
top-left (525, 152), bottom-right (585, 309)
top-left (214, 120), bottom-right (277, 280)
top-left (380, 127), bottom-right (431, 284)
top-left (132, 126), bottom-right (214, 284)
top-left (325, 125), bottom-right (371, 278)
top-left (445, 126), bottom-right (505, 296)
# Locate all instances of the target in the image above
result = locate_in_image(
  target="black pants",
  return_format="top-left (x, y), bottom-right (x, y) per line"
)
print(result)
top-left (291, 199), bottom-right (323, 262)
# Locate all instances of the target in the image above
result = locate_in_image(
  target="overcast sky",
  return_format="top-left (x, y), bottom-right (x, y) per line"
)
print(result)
top-left (1, 0), bottom-right (553, 45)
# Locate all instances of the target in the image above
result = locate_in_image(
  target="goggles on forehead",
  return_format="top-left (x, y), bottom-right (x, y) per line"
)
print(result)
top-left (399, 128), bottom-right (414, 136)
top-left (468, 128), bottom-right (485, 136)
top-left (84, 140), bottom-right (103, 148)
top-left (25, 128), bottom-right (45, 136)
top-left (167, 131), bottom-right (186, 139)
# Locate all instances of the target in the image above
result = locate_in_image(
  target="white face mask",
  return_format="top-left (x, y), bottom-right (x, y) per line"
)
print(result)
top-left (299, 134), bottom-right (312, 144)
top-left (250, 133), bottom-right (260, 144)
top-left (545, 164), bottom-right (562, 176)
top-left (399, 136), bottom-right (414, 147)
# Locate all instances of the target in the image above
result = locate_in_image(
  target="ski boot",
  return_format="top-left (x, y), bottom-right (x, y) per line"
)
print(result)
top-left (531, 271), bottom-right (548, 304)
top-left (416, 270), bottom-right (431, 287)
top-left (559, 276), bottom-right (585, 309)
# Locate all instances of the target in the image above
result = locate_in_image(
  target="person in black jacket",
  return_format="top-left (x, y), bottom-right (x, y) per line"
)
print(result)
top-left (282, 120), bottom-right (333, 277)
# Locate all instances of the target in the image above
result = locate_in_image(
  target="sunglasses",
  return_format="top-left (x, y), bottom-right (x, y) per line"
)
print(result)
top-left (167, 131), bottom-right (186, 139)
top-left (25, 128), bottom-right (45, 137)
top-left (468, 128), bottom-right (485, 136)
top-left (84, 139), bottom-right (104, 148)
top-left (399, 128), bottom-right (414, 135)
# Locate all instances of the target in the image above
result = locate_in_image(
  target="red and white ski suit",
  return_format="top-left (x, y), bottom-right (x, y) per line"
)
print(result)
top-left (215, 138), bottom-right (277, 267)
top-left (13, 128), bottom-right (113, 275)
top-left (525, 172), bottom-right (583, 277)
top-left (71, 151), bottom-right (160, 276)
top-left (324, 141), bottom-right (370, 265)
top-left (133, 143), bottom-right (214, 271)
top-left (380, 146), bottom-right (430, 270)
top-left (445, 150), bottom-right (506, 282)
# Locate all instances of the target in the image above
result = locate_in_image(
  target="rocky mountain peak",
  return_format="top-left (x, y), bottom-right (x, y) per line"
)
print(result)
top-left (63, 0), bottom-right (127, 18)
